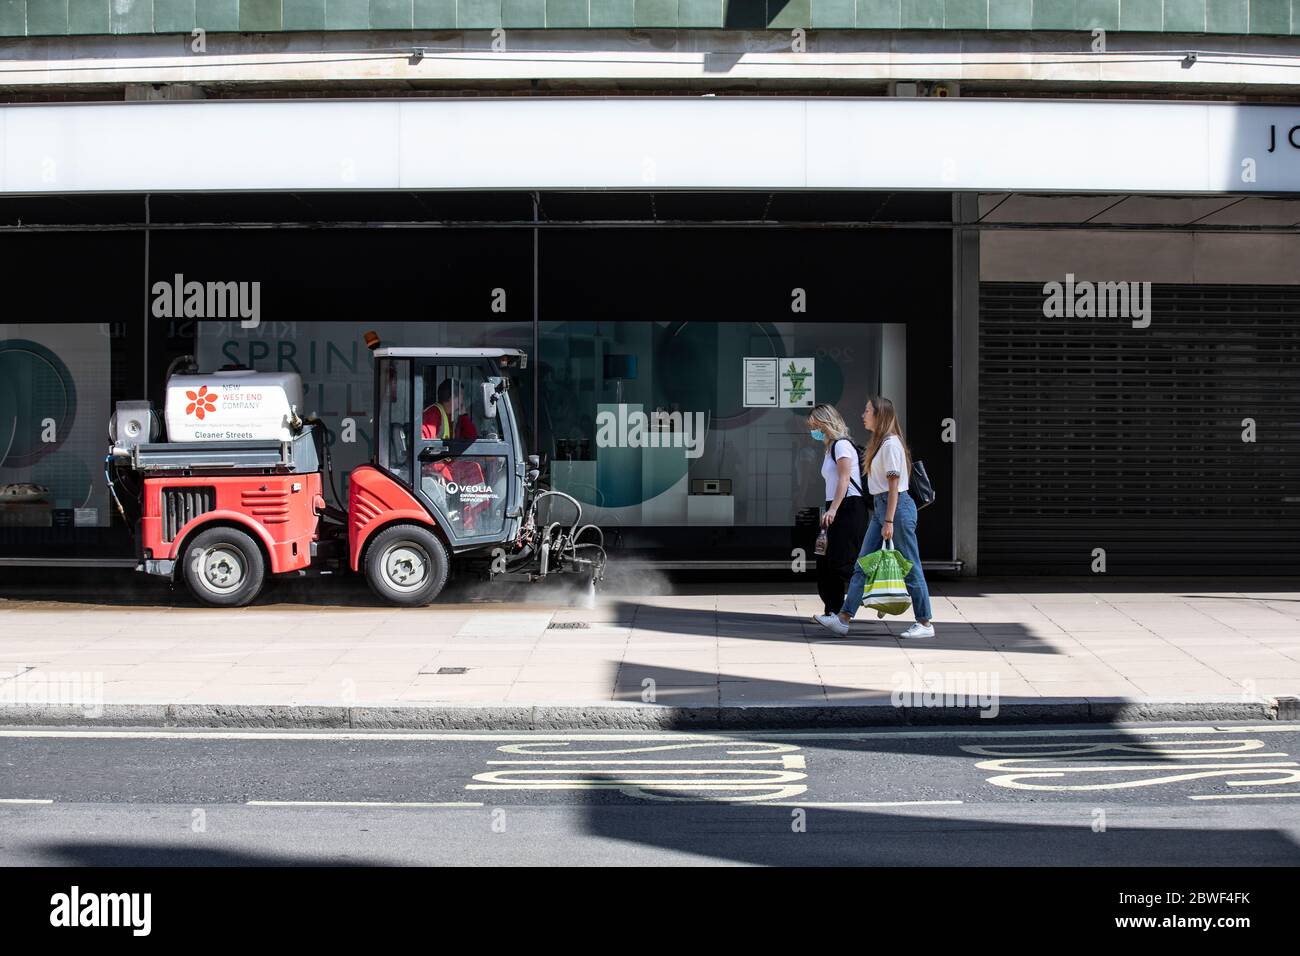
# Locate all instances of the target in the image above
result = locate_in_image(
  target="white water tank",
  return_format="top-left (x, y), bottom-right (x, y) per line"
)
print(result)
top-left (164, 369), bottom-right (303, 443)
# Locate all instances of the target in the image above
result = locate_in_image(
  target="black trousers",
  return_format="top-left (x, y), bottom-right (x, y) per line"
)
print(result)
top-left (816, 494), bottom-right (869, 615)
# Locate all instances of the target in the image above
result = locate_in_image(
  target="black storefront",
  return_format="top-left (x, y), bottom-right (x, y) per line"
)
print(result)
top-left (0, 190), bottom-right (954, 568)
top-left (10, 187), bottom-right (1298, 577)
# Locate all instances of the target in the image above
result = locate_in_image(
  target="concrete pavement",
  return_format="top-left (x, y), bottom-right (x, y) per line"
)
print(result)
top-left (1, 575), bottom-right (1299, 727)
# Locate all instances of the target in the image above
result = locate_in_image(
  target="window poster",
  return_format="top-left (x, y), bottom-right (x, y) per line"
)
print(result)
top-left (742, 358), bottom-right (778, 408)
top-left (779, 358), bottom-right (815, 408)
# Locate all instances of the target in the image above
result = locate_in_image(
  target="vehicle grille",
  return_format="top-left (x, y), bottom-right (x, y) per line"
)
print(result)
top-left (240, 488), bottom-right (291, 525)
top-left (162, 486), bottom-right (216, 542)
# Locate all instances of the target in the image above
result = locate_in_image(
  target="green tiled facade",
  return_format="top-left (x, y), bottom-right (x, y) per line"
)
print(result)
top-left (1, 0), bottom-right (1297, 33)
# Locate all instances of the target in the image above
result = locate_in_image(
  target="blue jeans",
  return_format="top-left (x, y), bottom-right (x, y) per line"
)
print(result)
top-left (839, 491), bottom-right (933, 623)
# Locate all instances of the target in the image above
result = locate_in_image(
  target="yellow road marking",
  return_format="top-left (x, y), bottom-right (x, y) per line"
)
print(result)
top-left (486, 756), bottom-right (807, 768)
top-left (963, 739), bottom-right (1278, 757)
top-left (966, 736), bottom-right (1300, 792)
top-left (464, 783), bottom-right (813, 802)
top-left (764, 800), bottom-right (964, 808)
top-left (472, 769), bottom-right (808, 782)
top-left (247, 800), bottom-right (483, 808)
top-left (495, 741), bottom-right (801, 755)
top-left (1188, 792), bottom-right (1300, 801)
top-left (985, 766), bottom-right (1300, 791)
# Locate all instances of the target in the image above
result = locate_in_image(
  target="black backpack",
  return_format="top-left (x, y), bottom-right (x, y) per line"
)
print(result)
top-left (831, 438), bottom-right (868, 495)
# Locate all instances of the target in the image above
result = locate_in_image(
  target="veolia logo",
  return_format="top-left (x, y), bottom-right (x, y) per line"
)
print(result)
top-left (183, 385), bottom-right (219, 420)
top-left (436, 477), bottom-right (495, 497)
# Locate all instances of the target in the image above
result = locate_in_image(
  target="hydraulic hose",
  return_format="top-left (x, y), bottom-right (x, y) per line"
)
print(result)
top-left (527, 489), bottom-right (583, 530)
top-left (303, 416), bottom-right (346, 514)
top-left (571, 541), bottom-right (608, 574)
top-left (104, 454), bottom-right (130, 524)
top-left (501, 543), bottom-right (535, 573)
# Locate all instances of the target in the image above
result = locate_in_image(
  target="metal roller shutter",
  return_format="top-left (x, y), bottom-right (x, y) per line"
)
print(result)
top-left (979, 283), bottom-right (1300, 575)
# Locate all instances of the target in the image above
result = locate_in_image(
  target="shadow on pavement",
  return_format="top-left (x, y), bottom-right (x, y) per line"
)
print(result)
top-left (31, 841), bottom-right (388, 866)
top-left (610, 598), bottom-right (1061, 657)
top-left (577, 803), bottom-right (1300, 866)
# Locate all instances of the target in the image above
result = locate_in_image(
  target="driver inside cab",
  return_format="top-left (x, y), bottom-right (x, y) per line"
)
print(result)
top-left (419, 376), bottom-right (494, 534)
top-left (421, 378), bottom-right (478, 441)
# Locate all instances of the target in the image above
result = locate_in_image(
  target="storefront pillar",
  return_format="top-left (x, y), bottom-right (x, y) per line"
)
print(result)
top-left (952, 192), bottom-right (980, 576)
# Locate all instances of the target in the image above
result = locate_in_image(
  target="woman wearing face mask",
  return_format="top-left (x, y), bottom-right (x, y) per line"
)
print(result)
top-left (815, 396), bottom-right (934, 639)
top-left (806, 404), bottom-right (870, 620)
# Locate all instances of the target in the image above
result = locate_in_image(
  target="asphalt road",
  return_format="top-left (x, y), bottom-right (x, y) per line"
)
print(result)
top-left (2, 722), bottom-right (1299, 866)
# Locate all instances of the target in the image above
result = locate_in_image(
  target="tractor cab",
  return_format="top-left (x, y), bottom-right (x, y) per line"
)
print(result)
top-left (370, 347), bottom-right (528, 552)
top-left (350, 343), bottom-right (605, 607)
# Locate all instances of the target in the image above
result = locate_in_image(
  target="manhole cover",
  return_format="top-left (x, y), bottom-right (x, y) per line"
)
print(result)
top-left (547, 622), bottom-right (590, 630)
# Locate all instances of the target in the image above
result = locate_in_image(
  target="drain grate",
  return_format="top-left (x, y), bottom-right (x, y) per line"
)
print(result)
top-left (547, 622), bottom-right (590, 630)
top-left (435, 667), bottom-right (469, 675)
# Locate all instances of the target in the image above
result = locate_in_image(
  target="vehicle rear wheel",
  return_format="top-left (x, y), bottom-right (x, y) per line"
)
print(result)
top-left (182, 526), bottom-right (266, 608)
top-left (364, 524), bottom-right (449, 607)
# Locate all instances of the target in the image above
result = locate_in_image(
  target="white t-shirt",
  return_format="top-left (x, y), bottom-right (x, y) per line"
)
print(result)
top-left (867, 434), bottom-right (910, 495)
top-left (821, 439), bottom-right (862, 502)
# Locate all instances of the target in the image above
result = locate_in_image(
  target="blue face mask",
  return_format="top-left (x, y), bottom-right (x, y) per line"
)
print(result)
top-left (810, 429), bottom-right (825, 442)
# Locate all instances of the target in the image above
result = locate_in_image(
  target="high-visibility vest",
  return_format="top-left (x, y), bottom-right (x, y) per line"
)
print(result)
top-left (428, 402), bottom-right (450, 439)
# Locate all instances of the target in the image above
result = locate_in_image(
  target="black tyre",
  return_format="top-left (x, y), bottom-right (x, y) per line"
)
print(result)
top-left (182, 525), bottom-right (266, 608)
top-left (364, 524), bottom-right (449, 607)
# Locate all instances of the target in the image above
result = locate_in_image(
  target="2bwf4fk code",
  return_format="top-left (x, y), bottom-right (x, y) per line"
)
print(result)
top-left (1120, 892), bottom-right (1251, 907)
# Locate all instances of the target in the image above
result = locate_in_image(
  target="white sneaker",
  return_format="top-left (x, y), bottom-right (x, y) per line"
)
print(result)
top-left (900, 622), bottom-right (935, 639)
top-left (814, 614), bottom-right (851, 637)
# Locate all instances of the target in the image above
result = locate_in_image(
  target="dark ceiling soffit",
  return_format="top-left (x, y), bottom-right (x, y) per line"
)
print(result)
top-left (0, 220), bottom-right (1297, 232)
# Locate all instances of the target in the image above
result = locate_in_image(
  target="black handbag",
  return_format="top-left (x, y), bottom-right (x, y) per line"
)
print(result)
top-left (909, 459), bottom-right (935, 510)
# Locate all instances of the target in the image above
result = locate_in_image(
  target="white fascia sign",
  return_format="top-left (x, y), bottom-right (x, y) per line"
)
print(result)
top-left (1, 98), bottom-right (1298, 194)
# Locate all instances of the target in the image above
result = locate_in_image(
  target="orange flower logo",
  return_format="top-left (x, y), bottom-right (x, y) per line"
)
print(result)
top-left (185, 385), bottom-right (218, 420)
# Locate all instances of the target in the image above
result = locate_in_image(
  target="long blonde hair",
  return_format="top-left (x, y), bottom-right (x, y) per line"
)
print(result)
top-left (808, 404), bottom-right (850, 450)
top-left (864, 396), bottom-right (912, 474)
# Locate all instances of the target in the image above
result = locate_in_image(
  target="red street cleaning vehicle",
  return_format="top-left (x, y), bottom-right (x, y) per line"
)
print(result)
top-left (106, 333), bottom-right (605, 607)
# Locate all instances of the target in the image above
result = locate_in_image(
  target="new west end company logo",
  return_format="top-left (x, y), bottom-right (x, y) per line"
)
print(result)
top-left (1041, 273), bottom-right (1152, 329)
top-left (184, 385), bottom-right (219, 420)
top-left (595, 404), bottom-right (708, 459)
top-left (1266, 122), bottom-right (1300, 153)
top-left (50, 886), bottom-right (152, 937)
top-left (150, 273), bottom-right (261, 329)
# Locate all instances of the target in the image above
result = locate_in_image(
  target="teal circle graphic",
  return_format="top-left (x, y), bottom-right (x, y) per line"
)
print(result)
top-left (0, 340), bottom-right (78, 469)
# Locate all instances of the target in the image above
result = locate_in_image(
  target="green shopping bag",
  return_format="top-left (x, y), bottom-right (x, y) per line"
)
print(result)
top-left (857, 539), bottom-right (914, 617)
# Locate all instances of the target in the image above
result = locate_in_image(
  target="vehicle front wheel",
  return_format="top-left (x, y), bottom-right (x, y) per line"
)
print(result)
top-left (182, 526), bottom-right (266, 608)
top-left (364, 524), bottom-right (449, 607)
